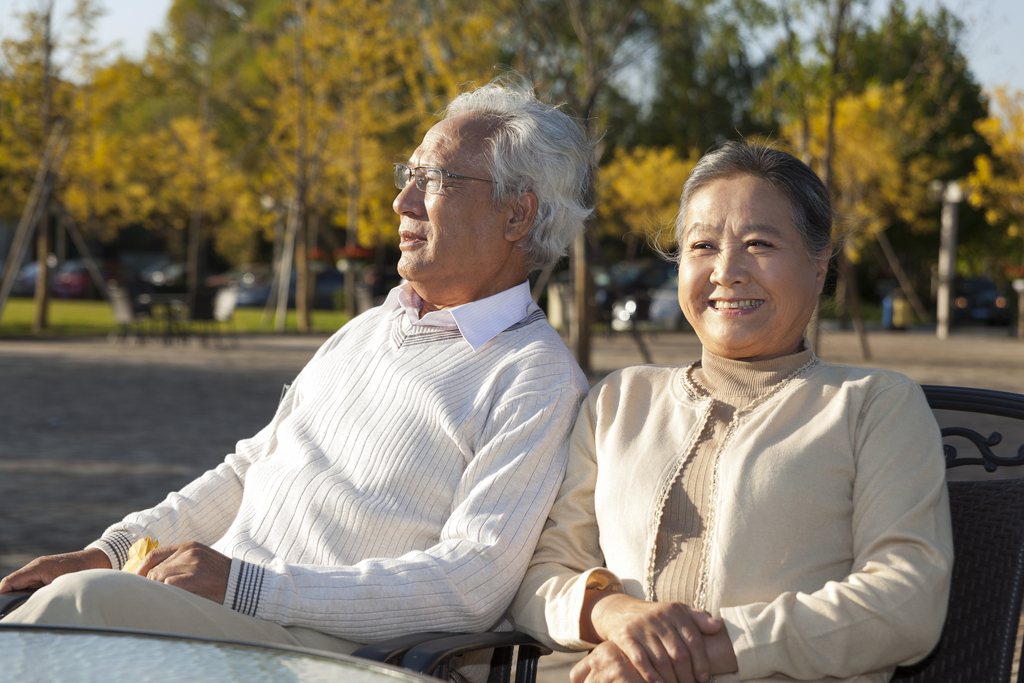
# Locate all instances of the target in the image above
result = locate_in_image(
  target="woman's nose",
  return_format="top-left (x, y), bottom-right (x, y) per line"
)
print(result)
top-left (711, 250), bottom-right (748, 286)
top-left (393, 181), bottom-right (425, 218)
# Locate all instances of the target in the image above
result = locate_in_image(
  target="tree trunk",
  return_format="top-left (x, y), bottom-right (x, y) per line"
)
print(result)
top-left (187, 30), bottom-right (214, 304)
top-left (33, 211), bottom-right (50, 333)
top-left (345, 137), bottom-right (361, 318)
top-left (293, 0), bottom-right (310, 333)
top-left (33, 0), bottom-right (55, 333)
top-left (819, 0), bottom-right (869, 360)
top-left (262, 205), bottom-right (285, 325)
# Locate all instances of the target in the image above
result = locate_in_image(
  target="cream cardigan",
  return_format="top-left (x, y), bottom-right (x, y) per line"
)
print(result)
top-left (509, 357), bottom-right (953, 683)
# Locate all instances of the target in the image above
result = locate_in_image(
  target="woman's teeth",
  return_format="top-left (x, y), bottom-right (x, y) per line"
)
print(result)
top-left (713, 300), bottom-right (763, 310)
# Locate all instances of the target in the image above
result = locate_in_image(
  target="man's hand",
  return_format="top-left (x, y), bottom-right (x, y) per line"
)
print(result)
top-left (135, 542), bottom-right (231, 604)
top-left (583, 591), bottom-right (733, 683)
top-left (0, 548), bottom-right (111, 594)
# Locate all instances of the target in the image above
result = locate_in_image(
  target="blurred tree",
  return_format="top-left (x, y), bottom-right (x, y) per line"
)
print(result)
top-left (0, 0), bottom-right (110, 330)
top-left (156, 0), bottom-right (258, 302)
top-left (608, 0), bottom-right (771, 156)
top-left (507, 0), bottom-right (645, 370)
top-left (967, 87), bottom-right (1024, 277)
top-left (241, 0), bottom-right (502, 329)
top-left (598, 146), bottom-right (696, 256)
top-left (762, 0), bottom-right (988, 334)
top-left (753, 0), bottom-right (875, 356)
top-left (392, 0), bottom-right (510, 113)
top-left (0, 4), bottom-right (74, 220)
top-left (792, 83), bottom-right (944, 241)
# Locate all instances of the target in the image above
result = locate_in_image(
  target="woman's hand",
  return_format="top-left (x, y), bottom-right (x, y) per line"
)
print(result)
top-left (582, 591), bottom-right (735, 683)
top-left (0, 548), bottom-right (111, 593)
top-left (572, 641), bottom-right (650, 683)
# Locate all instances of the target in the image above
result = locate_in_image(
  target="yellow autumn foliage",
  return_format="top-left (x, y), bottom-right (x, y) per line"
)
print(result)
top-left (967, 87), bottom-right (1024, 243)
top-left (599, 146), bottom-right (698, 249)
top-left (786, 82), bottom-right (946, 249)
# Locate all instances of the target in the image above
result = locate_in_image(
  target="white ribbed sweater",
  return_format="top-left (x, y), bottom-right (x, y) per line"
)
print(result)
top-left (91, 301), bottom-right (588, 643)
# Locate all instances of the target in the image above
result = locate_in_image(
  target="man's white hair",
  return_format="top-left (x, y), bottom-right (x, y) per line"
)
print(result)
top-left (443, 74), bottom-right (597, 273)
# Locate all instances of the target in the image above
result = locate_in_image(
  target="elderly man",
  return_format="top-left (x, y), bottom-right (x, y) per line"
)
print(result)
top-left (0, 75), bottom-right (595, 662)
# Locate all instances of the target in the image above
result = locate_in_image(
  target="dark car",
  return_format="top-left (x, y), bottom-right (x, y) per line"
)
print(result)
top-left (234, 267), bottom-right (347, 310)
top-left (205, 263), bottom-right (273, 291)
top-left (953, 278), bottom-right (1011, 326)
top-left (10, 262), bottom-right (41, 297)
top-left (612, 274), bottom-right (688, 331)
top-left (138, 259), bottom-right (186, 288)
top-left (53, 259), bottom-right (137, 299)
top-left (602, 261), bottom-right (677, 328)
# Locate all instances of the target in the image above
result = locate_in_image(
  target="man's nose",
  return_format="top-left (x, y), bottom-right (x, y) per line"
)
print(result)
top-left (393, 181), bottom-right (425, 218)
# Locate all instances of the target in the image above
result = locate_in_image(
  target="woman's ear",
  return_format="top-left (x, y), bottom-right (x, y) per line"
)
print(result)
top-left (816, 245), bottom-right (833, 291)
top-left (504, 191), bottom-right (539, 243)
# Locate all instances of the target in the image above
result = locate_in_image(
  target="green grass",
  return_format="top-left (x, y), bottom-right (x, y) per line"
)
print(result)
top-left (0, 297), bottom-right (350, 338)
top-left (818, 298), bottom-right (885, 323)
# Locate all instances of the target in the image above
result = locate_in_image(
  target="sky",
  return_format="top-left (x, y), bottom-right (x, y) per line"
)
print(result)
top-left (1, 0), bottom-right (1022, 97)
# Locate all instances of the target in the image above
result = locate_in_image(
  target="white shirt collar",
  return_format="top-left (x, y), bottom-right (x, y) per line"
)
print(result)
top-left (381, 281), bottom-right (533, 351)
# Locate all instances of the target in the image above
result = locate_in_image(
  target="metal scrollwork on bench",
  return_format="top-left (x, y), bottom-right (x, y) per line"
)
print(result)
top-left (941, 426), bottom-right (1024, 471)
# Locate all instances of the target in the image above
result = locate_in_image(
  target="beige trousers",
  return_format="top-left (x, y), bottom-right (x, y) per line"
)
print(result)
top-left (0, 568), bottom-right (360, 657)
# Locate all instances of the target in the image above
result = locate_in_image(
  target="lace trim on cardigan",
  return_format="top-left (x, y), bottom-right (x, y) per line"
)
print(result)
top-left (671, 355), bottom-right (821, 610)
top-left (643, 396), bottom-right (714, 601)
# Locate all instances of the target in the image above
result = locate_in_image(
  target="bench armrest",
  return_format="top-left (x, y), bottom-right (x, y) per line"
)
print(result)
top-left (401, 631), bottom-right (552, 682)
top-left (352, 632), bottom-right (460, 665)
top-left (0, 591), bottom-right (34, 618)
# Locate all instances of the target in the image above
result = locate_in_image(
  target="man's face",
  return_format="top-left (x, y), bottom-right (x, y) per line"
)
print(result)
top-left (393, 114), bottom-right (529, 312)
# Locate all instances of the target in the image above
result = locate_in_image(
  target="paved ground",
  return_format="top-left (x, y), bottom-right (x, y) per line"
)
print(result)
top-left (2, 324), bottom-right (1023, 679)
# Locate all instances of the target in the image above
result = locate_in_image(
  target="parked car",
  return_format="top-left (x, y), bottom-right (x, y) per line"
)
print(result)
top-left (53, 259), bottom-right (137, 299)
top-left (594, 260), bottom-right (675, 323)
top-left (647, 275), bottom-right (687, 329)
top-left (138, 259), bottom-right (186, 288)
top-left (233, 267), bottom-right (347, 310)
top-left (611, 274), bottom-right (687, 331)
top-left (10, 262), bottom-right (41, 297)
top-left (205, 263), bottom-right (273, 291)
top-left (953, 277), bottom-right (1011, 326)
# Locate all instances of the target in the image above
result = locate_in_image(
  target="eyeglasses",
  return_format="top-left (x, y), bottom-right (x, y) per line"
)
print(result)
top-left (393, 163), bottom-right (495, 194)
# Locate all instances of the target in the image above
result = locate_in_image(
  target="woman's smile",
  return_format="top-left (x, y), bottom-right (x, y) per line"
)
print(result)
top-left (709, 298), bottom-right (764, 312)
top-left (678, 174), bottom-right (829, 361)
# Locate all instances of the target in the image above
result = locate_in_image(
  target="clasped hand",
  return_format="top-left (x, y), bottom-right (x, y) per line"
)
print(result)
top-left (574, 591), bottom-right (736, 683)
top-left (134, 542), bottom-right (231, 603)
top-left (0, 542), bottom-right (230, 605)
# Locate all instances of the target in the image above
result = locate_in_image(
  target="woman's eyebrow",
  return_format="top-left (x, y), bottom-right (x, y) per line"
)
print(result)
top-left (683, 223), bottom-right (717, 240)
top-left (684, 223), bottom-right (786, 239)
top-left (745, 224), bottom-right (786, 239)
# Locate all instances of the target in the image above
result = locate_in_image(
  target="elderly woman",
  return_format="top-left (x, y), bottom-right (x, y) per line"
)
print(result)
top-left (509, 141), bottom-right (953, 683)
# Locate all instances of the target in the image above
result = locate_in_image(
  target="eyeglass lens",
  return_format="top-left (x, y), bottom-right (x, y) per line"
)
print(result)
top-left (395, 164), bottom-right (443, 193)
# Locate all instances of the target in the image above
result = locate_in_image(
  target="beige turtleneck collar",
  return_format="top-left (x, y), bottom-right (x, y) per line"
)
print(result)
top-left (692, 341), bottom-right (815, 400)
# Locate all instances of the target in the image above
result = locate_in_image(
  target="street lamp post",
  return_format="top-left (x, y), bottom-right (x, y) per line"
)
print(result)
top-left (932, 180), bottom-right (962, 341)
top-left (1013, 278), bottom-right (1024, 341)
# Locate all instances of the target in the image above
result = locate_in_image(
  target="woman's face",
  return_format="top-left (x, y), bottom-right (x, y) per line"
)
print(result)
top-left (677, 174), bottom-right (830, 361)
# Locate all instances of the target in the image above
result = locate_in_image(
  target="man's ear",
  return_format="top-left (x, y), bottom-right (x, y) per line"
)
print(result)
top-left (504, 191), bottom-right (538, 243)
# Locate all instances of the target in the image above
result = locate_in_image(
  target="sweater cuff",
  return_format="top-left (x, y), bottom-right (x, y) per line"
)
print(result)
top-left (719, 605), bottom-right (757, 679)
top-left (224, 557), bottom-right (266, 617)
top-left (88, 531), bottom-right (137, 571)
top-left (562, 568), bottom-right (624, 649)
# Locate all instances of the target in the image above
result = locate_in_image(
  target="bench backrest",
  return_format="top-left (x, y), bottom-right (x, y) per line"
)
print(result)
top-left (894, 385), bottom-right (1024, 683)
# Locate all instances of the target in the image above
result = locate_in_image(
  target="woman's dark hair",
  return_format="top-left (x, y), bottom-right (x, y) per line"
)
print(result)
top-left (673, 140), bottom-right (834, 259)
